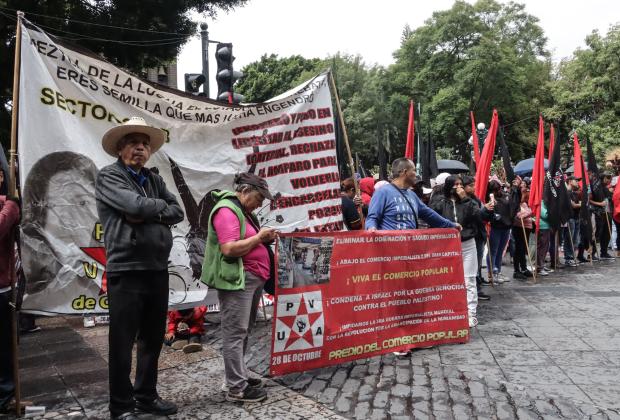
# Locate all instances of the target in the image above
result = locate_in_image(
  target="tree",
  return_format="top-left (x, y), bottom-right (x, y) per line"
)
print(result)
top-left (547, 25), bottom-right (620, 164)
top-left (235, 54), bottom-right (324, 103)
top-left (386, 0), bottom-right (553, 163)
top-left (0, 0), bottom-right (247, 153)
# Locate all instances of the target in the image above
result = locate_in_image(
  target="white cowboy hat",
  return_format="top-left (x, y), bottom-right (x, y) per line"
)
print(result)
top-left (101, 116), bottom-right (166, 157)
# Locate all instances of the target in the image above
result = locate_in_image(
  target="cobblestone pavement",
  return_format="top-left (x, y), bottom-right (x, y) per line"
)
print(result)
top-left (205, 259), bottom-right (620, 420)
top-left (14, 258), bottom-right (620, 419)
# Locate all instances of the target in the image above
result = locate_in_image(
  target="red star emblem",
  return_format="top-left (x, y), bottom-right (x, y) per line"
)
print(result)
top-left (81, 247), bottom-right (107, 294)
top-left (278, 294), bottom-right (323, 349)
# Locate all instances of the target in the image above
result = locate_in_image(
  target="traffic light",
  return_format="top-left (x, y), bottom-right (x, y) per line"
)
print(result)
top-left (215, 42), bottom-right (244, 104)
top-left (185, 73), bottom-right (206, 94)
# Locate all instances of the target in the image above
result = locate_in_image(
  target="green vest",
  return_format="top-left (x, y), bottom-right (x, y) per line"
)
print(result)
top-left (200, 190), bottom-right (247, 291)
top-left (539, 201), bottom-right (550, 230)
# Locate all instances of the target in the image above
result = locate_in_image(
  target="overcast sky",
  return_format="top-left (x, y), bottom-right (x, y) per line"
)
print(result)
top-left (177, 0), bottom-right (619, 97)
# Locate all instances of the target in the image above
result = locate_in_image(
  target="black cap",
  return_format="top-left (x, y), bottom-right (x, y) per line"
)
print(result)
top-left (234, 172), bottom-right (274, 200)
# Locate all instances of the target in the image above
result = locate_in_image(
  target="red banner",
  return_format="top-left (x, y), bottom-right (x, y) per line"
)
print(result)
top-left (270, 229), bottom-right (469, 376)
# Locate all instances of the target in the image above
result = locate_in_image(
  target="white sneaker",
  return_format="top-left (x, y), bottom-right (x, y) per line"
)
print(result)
top-left (469, 316), bottom-right (478, 328)
top-left (494, 274), bottom-right (505, 284)
top-left (393, 351), bottom-right (411, 357)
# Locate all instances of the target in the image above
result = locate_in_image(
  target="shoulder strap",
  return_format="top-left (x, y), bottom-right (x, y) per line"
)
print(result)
top-left (389, 183), bottom-right (419, 228)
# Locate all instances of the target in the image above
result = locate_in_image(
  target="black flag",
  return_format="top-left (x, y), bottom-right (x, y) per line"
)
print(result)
top-left (579, 154), bottom-right (593, 250)
top-left (543, 131), bottom-right (570, 229)
top-left (421, 129), bottom-right (438, 187)
top-left (334, 113), bottom-right (350, 179)
top-left (498, 127), bottom-right (515, 183)
top-left (355, 153), bottom-right (369, 178)
top-left (586, 137), bottom-right (605, 202)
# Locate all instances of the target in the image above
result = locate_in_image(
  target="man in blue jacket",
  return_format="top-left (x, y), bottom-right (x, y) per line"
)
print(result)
top-left (366, 158), bottom-right (461, 356)
top-left (96, 117), bottom-right (184, 420)
top-left (366, 158), bottom-right (461, 232)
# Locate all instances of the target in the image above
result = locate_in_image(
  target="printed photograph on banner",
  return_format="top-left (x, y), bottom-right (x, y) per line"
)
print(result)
top-left (271, 229), bottom-right (470, 376)
top-left (278, 236), bottom-right (334, 288)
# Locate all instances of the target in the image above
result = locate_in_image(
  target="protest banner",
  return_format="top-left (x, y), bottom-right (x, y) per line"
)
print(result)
top-left (16, 19), bottom-right (340, 314)
top-left (270, 229), bottom-right (469, 376)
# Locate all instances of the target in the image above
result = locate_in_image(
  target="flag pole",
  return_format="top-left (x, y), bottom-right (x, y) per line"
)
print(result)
top-left (329, 71), bottom-right (363, 222)
top-left (521, 219), bottom-right (536, 282)
top-left (9, 11), bottom-right (24, 416)
top-left (9, 12), bottom-right (23, 198)
top-left (567, 222), bottom-right (576, 264)
top-left (604, 212), bottom-right (613, 253)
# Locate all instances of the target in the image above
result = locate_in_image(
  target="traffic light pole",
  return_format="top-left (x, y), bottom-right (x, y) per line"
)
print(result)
top-left (200, 23), bottom-right (210, 97)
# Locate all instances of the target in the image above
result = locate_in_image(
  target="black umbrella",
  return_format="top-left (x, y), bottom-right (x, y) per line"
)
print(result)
top-left (565, 162), bottom-right (588, 174)
top-left (436, 159), bottom-right (469, 174)
top-left (514, 157), bottom-right (548, 176)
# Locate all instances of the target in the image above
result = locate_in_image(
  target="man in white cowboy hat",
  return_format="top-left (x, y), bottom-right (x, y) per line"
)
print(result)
top-left (95, 117), bottom-right (184, 420)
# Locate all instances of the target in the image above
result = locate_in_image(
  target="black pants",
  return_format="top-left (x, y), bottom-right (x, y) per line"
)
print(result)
top-left (595, 212), bottom-right (612, 255)
top-left (107, 270), bottom-right (168, 417)
top-left (512, 226), bottom-right (529, 273)
top-left (474, 236), bottom-right (485, 292)
top-left (0, 291), bottom-right (14, 410)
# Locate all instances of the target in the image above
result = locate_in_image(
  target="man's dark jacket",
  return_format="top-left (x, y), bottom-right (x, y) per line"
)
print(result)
top-left (96, 159), bottom-right (184, 273)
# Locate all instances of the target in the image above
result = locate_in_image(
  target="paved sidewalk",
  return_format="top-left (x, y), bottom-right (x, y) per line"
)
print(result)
top-left (16, 317), bottom-right (342, 419)
top-left (14, 258), bottom-right (620, 419)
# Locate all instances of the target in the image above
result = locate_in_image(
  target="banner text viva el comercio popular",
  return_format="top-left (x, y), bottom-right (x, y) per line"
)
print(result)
top-left (17, 18), bottom-right (341, 314)
top-left (271, 229), bottom-right (469, 376)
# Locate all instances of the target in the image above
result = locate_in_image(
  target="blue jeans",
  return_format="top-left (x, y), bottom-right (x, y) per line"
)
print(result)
top-left (563, 219), bottom-right (580, 261)
top-left (488, 227), bottom-right (511, 274)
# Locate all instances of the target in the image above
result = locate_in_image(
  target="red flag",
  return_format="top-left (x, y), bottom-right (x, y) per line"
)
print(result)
top-left (548, 124), bottom-right (555, 161)
top-left (528, 116), bottom-right (545, 231)
top-left (573, 133), bottom-right (587, 191)
top-left (470, 111), bottom-right (481, 165)
top-left (405, 100), bottom-right (415, 160)
top-left (613, 177), bottom-right (620, 223)
top-left (474, 109), bottom-right (499, 201)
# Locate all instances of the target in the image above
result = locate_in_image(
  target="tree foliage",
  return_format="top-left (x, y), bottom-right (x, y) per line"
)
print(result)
top-left (386, 0), bottom-right (553, 163)
top-left (546, 25), bottom-right (620, 163)
top-left (235, 54), bottom-right (323, 103)
top-left (0, 0), bottom-right (247, 152)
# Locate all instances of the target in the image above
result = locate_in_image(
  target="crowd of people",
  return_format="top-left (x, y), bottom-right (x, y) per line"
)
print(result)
top-left (341, 158), bottom-right (620, 330)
